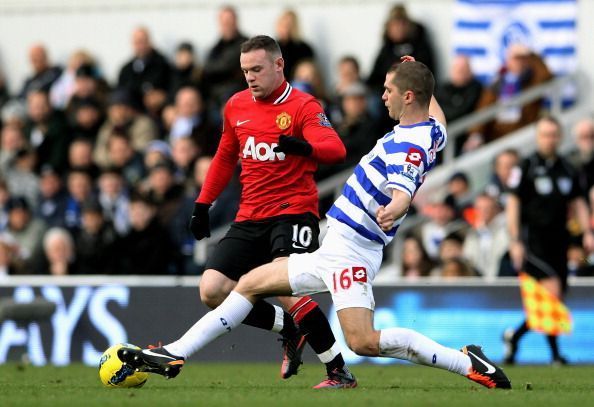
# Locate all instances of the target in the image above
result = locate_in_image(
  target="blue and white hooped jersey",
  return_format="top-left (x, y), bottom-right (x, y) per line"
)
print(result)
top-left (327, 117), bottom-right (447, 246)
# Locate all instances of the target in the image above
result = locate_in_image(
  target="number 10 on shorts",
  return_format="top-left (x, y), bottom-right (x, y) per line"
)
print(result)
top-left (332, 267), bottom-right (368, 292)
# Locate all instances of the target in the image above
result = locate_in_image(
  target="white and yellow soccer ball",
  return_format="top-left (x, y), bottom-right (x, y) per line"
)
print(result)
top-left (99, 343), bottom-right (149, 388)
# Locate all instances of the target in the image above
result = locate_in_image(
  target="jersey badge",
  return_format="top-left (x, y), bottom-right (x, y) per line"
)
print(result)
top-left (317, 113), bottom-right (332, 128)
top-left (276, 112), bottom-right (292, 130)
top-left (557, 177), bottom-right (572, 195)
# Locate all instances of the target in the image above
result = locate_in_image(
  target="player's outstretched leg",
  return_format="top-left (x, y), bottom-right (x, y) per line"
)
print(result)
top-left (462, 345), bottom-right (511, 389)
top-left (118, 346), bottom-right (185, 379)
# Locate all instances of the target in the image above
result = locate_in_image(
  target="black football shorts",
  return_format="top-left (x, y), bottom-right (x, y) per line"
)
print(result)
top-left (205, 213), bottom-right (320, 281)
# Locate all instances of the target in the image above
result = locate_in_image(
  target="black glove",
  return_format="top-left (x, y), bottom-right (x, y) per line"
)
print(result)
top-left (189, 203), bottom-right (211, 241)
top-left (273, 135), bottom-right (313, 157)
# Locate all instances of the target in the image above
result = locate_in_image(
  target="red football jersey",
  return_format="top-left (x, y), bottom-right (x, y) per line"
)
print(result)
top-left (197, 81), bottom-right (346, 221)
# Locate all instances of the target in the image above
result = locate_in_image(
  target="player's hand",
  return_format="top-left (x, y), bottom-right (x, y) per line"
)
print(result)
top-left (189, 203), bottom-right (211, 240)
top-left (509, 240), bottom-right (525, 271)
top-left (273, 135), bottom-right (313, 157)
top-left (376, 205), bottom-right (395, 232)
top-left (400, 55), bottom-right (416, 63)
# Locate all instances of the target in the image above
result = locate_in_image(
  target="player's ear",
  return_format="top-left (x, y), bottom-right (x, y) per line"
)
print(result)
top-left (275, 56), bottom-right (285, 72)
top-left (403, 90), bottom-right (415, 105)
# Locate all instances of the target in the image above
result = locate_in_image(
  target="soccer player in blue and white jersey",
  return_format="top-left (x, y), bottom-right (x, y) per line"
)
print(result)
top-left (122, 57), bottom-right (511, 389)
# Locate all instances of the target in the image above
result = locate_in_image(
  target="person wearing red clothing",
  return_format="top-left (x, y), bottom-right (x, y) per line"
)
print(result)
top-left (189, 36), bottom-right (355, 388)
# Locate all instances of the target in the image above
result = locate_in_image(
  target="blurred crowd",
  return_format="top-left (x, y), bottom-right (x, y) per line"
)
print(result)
top-left (0, 4), bottom-right (591, 277)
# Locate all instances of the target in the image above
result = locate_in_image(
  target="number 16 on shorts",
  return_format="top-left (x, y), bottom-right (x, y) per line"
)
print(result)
top-left (332, 267), bottom-right (368, 292)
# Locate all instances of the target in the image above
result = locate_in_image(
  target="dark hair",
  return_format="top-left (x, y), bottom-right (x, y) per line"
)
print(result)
top-left (388, 61), bottom-right (434, 108)
top-left (240, 35), bottom-right (282, 58)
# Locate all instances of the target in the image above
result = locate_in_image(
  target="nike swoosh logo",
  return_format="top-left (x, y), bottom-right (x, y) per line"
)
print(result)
top-left (292, 243), bottom-right (307, 250)
top-left (143, 349), bottom-right (175, 360)
top-left (468, 351), bottom-right (496, 374)
top-left (236, 119), bottom-right (251, 126)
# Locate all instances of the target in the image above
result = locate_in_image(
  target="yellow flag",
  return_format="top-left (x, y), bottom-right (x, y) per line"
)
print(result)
top-left (519, 272), bottom-right (572, 336)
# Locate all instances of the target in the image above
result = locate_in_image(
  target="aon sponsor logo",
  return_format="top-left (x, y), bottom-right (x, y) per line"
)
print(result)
top-left (242, 136), bottom-right (286, 161)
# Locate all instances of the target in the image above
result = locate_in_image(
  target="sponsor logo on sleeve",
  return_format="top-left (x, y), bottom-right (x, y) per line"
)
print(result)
top-left (405, 148), bottom-right (423, 166)
top-left (352, 267), bottom-right (368, 283)
top-left (317, 113), bottom-right (333, 128)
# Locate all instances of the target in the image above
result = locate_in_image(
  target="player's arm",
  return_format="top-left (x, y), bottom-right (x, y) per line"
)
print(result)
top-left (376, 189), bottom-right (411, 231)
top-left (571, 196), bottom-right (594, 252)
top-left (190, 111), bottom-right (239, 240)
top-left (429, 95), bottom-right (446, 127)
top-left (275, 99), bottom-right (346, 164)
top-left (506, 193), bottom-right (525, 270)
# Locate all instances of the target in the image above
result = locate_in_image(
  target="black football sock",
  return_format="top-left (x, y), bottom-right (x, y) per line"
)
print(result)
top-left (241, 300), bottom-right (298, 339)
top-left (290, 296), bottom-right (346, 373)
top-left (511, 320), bottom-right (530, 345)
top-left (546, 335), bottom-right (561, 359)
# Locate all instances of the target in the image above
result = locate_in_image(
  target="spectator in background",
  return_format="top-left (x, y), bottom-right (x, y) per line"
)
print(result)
top-left (49, 49), bottom-right (94, 109)
top-left (68, 97), bottom-right (104, 141)
top-left (0, 237), bottom-right (19, 276)
top-left (435, 55), bottom-right (482, 153)
top-left (94, 89), bottom-right (157, 167)
top-left (333, 56), bottom-right (362, 101)
top-left (420, 197), bottom-right (463, 261)
top-left (292, 59), bottom-right (329, 107)
top-left (318, 82), bottom-right (378, 181)
top-left (97, 167), bottom-right (130, 235)
top-left (68, 137), bottom-right (100, 179)
top-left (567, 118), bottom-right (594, 203)
top-left (170, 42), bottom-right (203, 98)
top-left (484, 148), bottom-right (520, 207)
top-left (115, 192), bottom-right (177, 274)
top-left (465, 44), bottom-right (552, 150)
top-left (202, 6), bottom-right (248, 119)
top-left (64, 168), bottom-right (95, 230)
top-left (145, 160), bottom-right (195, 274)
top-left (367, 4), bottom-right (435, 94)
top-left (462, 193), bottom-right (509, 280)
top-left (1, 99), bottom-right (28, 129)
top-left (275, 9), bottom-right (315, 80)
top-left (73, 199), bottom-right (118, 274)
top-left (5, 148), bottom-right (39, 210)
top-left (435, 55), bottom-right (482, 123)
top-left (171, 136), bottom-right (199, 192)
top-left (0, 124), bottom-right (27, 175)
top-left (142, 84), bottom-right (169, 133)
top-left (20, 44), bottom-right (62, 98)
top-left (400, 235), bottom-right (435, 280)
top-left (24, 90), bottom-right (70, 173)
top-left (105, 130), bottom-right (146, 187)
top-left (144, 140), bottom-right (172, 170)
top-left (5, 196), bottom-right (47, 274)
top-left (118, 27), bottom-right (170, 106)
top-left (444, 171), bottom-right (473, 221)
top-left (170, 86), bottom-right (219, 156)
top-left (36, 165), bottom-right (68, 228)
top-left (41, 227), bottom-right (76, 275)
top-left (433, 232), bottom-right (476, 278)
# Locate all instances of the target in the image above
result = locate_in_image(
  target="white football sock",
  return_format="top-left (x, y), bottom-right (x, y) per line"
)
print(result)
top-left (165, 291), bottom-right (254, 359)
top-left (270, 305), bottom-right (285, 333)
top-left (379, 328), bottom-right (472, 375)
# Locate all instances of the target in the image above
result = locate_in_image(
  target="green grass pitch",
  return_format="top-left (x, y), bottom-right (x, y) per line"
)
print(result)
top-left (1, 363), bottom-right (593, 406)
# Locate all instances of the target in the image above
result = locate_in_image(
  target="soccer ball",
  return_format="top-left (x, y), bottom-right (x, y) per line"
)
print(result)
top-left (99, 343), bottom-right (148, 388)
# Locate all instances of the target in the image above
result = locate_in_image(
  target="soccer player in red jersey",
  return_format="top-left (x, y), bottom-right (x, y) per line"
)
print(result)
top-left (188, 35), bottom-right (354, 387)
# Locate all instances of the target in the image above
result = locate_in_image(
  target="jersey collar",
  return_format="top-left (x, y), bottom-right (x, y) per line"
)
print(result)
top-left (255, 81), bottom-right (292, 105)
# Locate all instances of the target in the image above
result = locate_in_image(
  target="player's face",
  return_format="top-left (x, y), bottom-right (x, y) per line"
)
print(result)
top-left (241, 49), bottom-right (284, 99)
top-left (382, 72), bottom-right (404, 120)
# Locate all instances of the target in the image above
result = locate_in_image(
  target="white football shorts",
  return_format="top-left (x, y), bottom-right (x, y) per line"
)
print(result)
top-left (287, 226), bottom-right (383, 311)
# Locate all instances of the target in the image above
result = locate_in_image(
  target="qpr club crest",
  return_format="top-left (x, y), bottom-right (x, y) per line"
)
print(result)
top-left (276, 112), bottom-right (292, 130)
